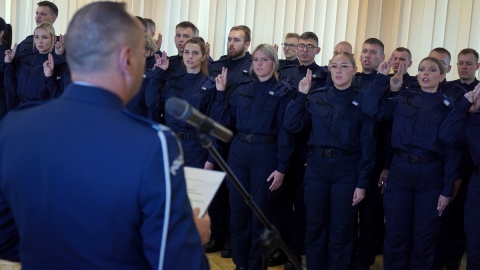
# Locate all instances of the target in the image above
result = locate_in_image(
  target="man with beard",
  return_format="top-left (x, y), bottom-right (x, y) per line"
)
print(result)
top-left (204, 25), bottom-right (253, 259)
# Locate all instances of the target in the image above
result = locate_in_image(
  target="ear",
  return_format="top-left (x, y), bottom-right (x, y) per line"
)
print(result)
top-left (0, 30), bottom-right (3, 38)
top-left (381, 54), bottom-right (385, 62)
top-left (408, 60), bottom-right (413, 68)
top-left (118, 46), bottom-right (133, 76)
top-left (476, 63), bottom-right (480, 71)
top-left (201, 53), bottom-right (207, 62)
top-left (244, 42), bottom-right (251, 50)
top-left (446, 64), bottom-right (451, 73)
top-left (315, 47), bottom-right (321, 55)
top-left (440, 73), bottom-right (446, 82)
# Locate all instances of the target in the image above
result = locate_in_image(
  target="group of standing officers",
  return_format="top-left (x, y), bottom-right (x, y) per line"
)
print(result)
top-left (1, 2), bottom-right (480, 270)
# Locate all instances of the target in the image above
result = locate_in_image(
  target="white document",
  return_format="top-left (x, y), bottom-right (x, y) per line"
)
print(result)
top-left (184, 166), bottom-right (226, 217)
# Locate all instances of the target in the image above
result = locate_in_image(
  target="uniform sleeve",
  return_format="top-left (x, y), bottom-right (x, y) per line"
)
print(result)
top-left (357, 116), bottom-right (376, 189)
top-left (210, 89), bottom-right (237, 127)
top-left (362, 73), bottom-right (395, 121)
top-left (45, 73), bottom-right (58, 98)
top-left (276, 92), bottom-right (295, 173)
top-left (3, 63), bottom-right (16, 96)
top-left (284, 92), bottom-right (311, 133)
top-left (439, 97), bottom-right (471, 147)
top-left (139, 131), bottom-right (209, 270)
top-left (145, 67), bottom-right (166, 111)
top-left (441, 145), bottom-right (462, 197)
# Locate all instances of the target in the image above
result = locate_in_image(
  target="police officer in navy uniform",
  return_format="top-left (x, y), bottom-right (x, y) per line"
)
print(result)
top-left (145, 21), bottom-right (199, 123)
top-left (276, 33), bottom-right (299, 71)
top-left (270, 31), bottom-right (330, 268)
top-left (452, 48), bottom-right (480, 91)
top-left (15, 1), bottom-right (58, 59)
top-left (147, 37), bottom-right (217, 168)
top-left (0, 3), bottom-right (210, 269)
top-left (203, 25), bottom-right (254, 258)
top-left (285, 52), bottom-right (375, 270)
top-left (362, 56), bottom-right (461, 270)
top-left (212, 44), bottom-right (294, 270)
top-left (126, 33), bottom-right (157, 118)
top-left (439, 84), bottom-right (480, 270)
top-left (389, 47), bottom-right (418, 90)
top-left (351, 38), bottom-right (388, 270)
top-left (4, 23), bottom-right (67, 104)
top-left (428, 47), bottom-right (471, 270)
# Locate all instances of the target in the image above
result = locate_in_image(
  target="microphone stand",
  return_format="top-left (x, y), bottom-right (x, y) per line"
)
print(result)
top-left (197, 132), bottom-right (302, 270)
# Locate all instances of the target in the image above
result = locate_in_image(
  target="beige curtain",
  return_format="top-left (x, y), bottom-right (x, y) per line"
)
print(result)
top-left (1, 0), bottom-right (478, 80)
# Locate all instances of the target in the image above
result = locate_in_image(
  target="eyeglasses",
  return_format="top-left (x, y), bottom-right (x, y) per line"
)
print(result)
top-left (297, 44), bottom-right (317, 51)
top-left (281, 43), bottom-right (297, 48)
top-left (330, 63), bottom-right (353, 70)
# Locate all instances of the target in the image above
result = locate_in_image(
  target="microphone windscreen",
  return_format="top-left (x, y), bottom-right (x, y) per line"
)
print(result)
top-left (165, 97), bottom-right (190, 120)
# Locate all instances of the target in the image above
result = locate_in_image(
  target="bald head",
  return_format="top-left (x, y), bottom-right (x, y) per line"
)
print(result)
top-left (65, 2), bottom-right (143, 75)
top-left (334, 41), bottom-right (353, 55)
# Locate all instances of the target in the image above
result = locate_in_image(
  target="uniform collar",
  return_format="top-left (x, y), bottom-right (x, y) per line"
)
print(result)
top-left (61, 83), bottom-right (124, 111)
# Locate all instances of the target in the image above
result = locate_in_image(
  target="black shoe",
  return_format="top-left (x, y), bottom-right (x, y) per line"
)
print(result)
top-left (284, 255), bottom-right (302, 270)
top-left (203, 240), bottom-right (222, 253)
top-left (269, 249), bottom-right (287, 266)
top-left (221, 243), bottom-right (232, 258)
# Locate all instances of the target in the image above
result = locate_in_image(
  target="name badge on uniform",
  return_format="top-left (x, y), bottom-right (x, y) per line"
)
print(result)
top-left (269, 91), bottom-right (274, 95)
top-left (202, 86), bottom-right (207, 90)
top-left (242, 70), bottom-right (248, 74)
top-left (443, 100), bottom-right (450, 106)
top-left (143, 74), bottom-right (146, 78)
top-left (312, 74), bottom-right (317, 78)
top-left (352, 100), bottom-right (359, 106)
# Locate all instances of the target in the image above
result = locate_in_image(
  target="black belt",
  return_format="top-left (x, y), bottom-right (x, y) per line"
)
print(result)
top-left (311, 146), bottom-right (358, 158)
top-left (395, 149), bottom-right (441, 164)
top-left (237, 133), bottom-right (277, 144)
top-left (175, 131), bottom-right (196, 141)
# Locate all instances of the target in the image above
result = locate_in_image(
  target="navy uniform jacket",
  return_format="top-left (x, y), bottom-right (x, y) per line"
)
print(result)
top-left (209, 52), bottom-right (252, 98)
top-left (439, 97), bottom-right (480, 167)
top-left (352, 69), bottom-right (395, 174)
top-left (212, 76), bottom-right (294, 173)
top-left (438, 79), bottom-right (467, 101)
top-left (126, 55), bottom-right (157, 118)
top-left (284, 86), bottom-right (376, 189)
top-left (279, 62), bottom-right (329, 91)
top-left (452, 78), bottom-right (479, 92)
top-left (362, 73), bottom-right (460, 197)
top-left (0, 84), bottom-right (209, 270)
top-left (278, 58), bottom-right (299, 71)
top-left (0, 44), bottom-right (8, 119)
top-left (4, 53), bottom-right (68, 103)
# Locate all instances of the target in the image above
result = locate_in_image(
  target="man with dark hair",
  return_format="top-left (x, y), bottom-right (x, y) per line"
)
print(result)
top-left (204, 24), bottom-right (253, 259)
top-left (0, 2), bottom-right (209, 269)
top-left (383, 47), bottom-right (418, 92)
top-left (16, 1), bottom-right (58, 58)
top-left (453, 48), bottom-right (480, 91)
top-left (429, 47), bottom-right (467, 101)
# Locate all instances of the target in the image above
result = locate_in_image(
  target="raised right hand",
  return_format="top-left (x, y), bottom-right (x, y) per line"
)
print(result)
top-left (4, 43), bottom-right (18, 63)
top-left (298, 69), bottom-right (312, 94)
top-left (154, 51), bottom-right (169, 70)
top-left (215, 67), bottom-right (227, 91)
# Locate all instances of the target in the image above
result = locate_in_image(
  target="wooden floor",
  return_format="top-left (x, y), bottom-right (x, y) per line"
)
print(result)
top-left (207, 251), bottom-right (467, 270)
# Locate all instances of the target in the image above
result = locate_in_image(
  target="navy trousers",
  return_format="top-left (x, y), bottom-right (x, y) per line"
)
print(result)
top-left (383, 156), bottom-right (443, 270)
top-left (304, 152), bottom-right (359, 270)
top-left (465, 173), bottom-right (480, 270)
top-left (227, 139), bottom-right (278, 270)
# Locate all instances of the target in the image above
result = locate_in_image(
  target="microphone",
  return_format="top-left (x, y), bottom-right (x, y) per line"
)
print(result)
top-left (165, 97), bottom-right (233, 143)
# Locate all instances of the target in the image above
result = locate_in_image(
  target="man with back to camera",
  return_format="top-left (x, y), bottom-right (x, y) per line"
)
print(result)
top-left (0, 2), bottom-right (210, 269)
